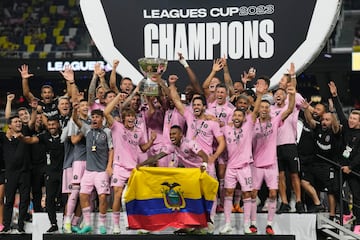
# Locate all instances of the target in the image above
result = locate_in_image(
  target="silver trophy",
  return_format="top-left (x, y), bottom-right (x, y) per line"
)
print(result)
top-left (138, 57), bottom-right (168, 96)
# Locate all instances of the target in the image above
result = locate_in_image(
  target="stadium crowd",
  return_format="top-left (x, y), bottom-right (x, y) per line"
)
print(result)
top-left (0, 54), bottom-right (359, 236)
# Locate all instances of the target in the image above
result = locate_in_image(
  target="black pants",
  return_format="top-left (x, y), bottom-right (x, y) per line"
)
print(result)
top-left (45, 172), bottom-right (62, 225)
top-left (31, 165), bottom-right (45, 212)
top-left (3, 171), bottom-right (31, 229)
top-left (347, 175), bottom-right (360, 224)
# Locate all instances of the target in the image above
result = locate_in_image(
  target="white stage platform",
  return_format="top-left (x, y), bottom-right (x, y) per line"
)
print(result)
top-left (29, 212), bottom-right (316, 240)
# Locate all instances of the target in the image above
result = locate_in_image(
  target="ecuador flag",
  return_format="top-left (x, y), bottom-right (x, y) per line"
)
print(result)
top-left (124, 167), bottom-right (218, 231)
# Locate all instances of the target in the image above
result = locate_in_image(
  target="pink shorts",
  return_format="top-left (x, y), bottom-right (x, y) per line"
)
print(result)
top-left (111, 165), bottom-right (132, 187)
top-left (251, 164), bottom-right (279, 190)
top-left (224, 165), bottom-right (252, 192)
top-left (80, 170), bottom-right (110, 195)
top-left (62, 167), bottom-right (73, 194)
top-left (72, 161), bottom-right (86, 184)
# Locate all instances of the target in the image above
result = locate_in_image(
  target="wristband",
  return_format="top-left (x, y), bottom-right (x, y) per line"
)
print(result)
top-left (201, 162), bottom-right (208, 169)
top-left (179, 58), bottom-right (189, 68)
top-left (291, 75), bottom-right (296, 79)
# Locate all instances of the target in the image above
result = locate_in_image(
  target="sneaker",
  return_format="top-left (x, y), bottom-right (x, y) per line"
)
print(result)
top-left (232, 204), bottom-right (244, 213)
top-left (329, 216), bottom-right (341, 225)
top-left (0, 226), bottom-right (11, 234)
top-left (265, 225), bottom-right (274, 235)
top-left (78, 225), bottom-right (93, 234)
top-left (219, 223), bottom-right (232, 234)
top-left (216, 204), bottom-right (224, 213)
top-left (137, 229), bottom-right (150, 234)
top-left (113, 225), bottom-right (121, 234)
top-left (276, 203), bottom-right (291, 214)
top-left (46, 224), bottom-right (59, 233)
top-left (99, 225), bottom-right (107, 234)
top-left (207, 222), bottom-right (215, 235)
top-left (15, 227), bottom-right (25, 234)
top-left (354, 225), bottom-right (360, 235)
top-left (295, 201), bottom-right (305, 213)
top-left (312, 204), bottom-right (325, 213)
top-left (71, 225), bottom-right (81, 233)
top-left (343, 213), bottom-right (355, 225)
top-left (249, 225), bottom-right (258, 234)
top-left (244, 225), bottom-right (257, 235)
top-left (63, 222), bottom-right (71, 234)
top-left (0, 225), bottom-right (4, 232)
top-left (174, 228), bottom-right (193, 235)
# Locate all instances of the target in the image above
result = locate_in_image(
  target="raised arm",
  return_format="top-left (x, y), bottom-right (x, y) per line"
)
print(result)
top-left (109, 59), bottom-right (120, 94)
top-left (328, 81), bottom-right (347, 127)
top-left (60, 65), bottom-right (78, 98)
top-left (221, 57), bottom-right (235, 96)
top-left (202, 59), bottom-right (224, 98)
top-left (301, 100), bottom-right (317, 129)
top-left (169, 85), bottom-right (185, 116)
top-left (71, 103), bottom-right (82, 128)
top-left (5, 94), bottom-right (15, 119)
top-left (88, 65), bottom-right (99, 105)
top-left (178, 53), bottom-right (203, 94)
top-left (104, 92), bottom-right (122, 127)
top-left (18, 64), bottom-right (35, 101)
top-left (250, 84), bottom-right (266, 122)
top-left (281, 86), bottom-right (295, 121)
top-left (28, 98), bottom-right (39, 130)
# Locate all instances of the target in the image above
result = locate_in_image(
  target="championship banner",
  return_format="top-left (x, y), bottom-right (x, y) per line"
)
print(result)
top-left (80, 0), bottom-right (341, 89)
top-left (124, 167), bottom-right (218, 231)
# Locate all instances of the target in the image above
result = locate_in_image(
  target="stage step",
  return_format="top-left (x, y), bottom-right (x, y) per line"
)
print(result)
top-left (43, 234), bottom-right (295, 240)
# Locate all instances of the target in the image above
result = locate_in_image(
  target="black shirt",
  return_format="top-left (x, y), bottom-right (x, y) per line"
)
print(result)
top-left (38, 131), bottom-right (64, 173)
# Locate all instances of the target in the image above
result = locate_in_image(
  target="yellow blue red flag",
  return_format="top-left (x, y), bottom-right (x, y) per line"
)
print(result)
top-left (125, 167), bottom-right (218, 231)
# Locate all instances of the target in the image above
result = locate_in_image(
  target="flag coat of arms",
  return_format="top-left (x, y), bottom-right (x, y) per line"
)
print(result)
top-left (124, 167), bottom-right (218, 231)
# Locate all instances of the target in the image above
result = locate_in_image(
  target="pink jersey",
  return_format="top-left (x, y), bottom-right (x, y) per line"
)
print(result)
top-left (183, 108), bottom-right (223, 155)
top-left (174, 138), bottom-right (203, 168)
top-left (135, 109), bottom-right (149, 163)
top-left (207, 101), bottom-right (235, 125)
top-left (89, 100), bottom-right (105, 112)
top-left (146, 108), bottom-right (167, 151)
top-left (252, 114), bottom-right (283, 167)
top-left (271, 93), bottom-right (303, 145)
top-left (111, 121), bottom-right (146, 169)
top-left (163, 108), bottom-right (186, 143)
top-left (223, 118), bottom-right (254, 168)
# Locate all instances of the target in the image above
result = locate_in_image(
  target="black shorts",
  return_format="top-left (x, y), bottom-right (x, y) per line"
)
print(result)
top-left (277, 144), bottom-right (300, 173)
top-left (0, 170), bottom-right (5, 185)
top-left (301, 164), bottom-right (338, 194)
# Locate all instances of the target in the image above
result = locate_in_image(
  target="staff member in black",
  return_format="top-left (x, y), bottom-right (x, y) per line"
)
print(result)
top-left (20, 116), bottom-right (64, 233)
top-left (329, 81), bottom-right (360, 235)
top-left (0, 116), bottom-right (32, 233)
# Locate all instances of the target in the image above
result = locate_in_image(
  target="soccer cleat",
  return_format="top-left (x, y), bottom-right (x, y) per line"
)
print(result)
top-left (276, 203), bottom-right (291, 214)
top-left (77, 225), bottom-right (93, 234)
top-left (71, 225), bottom-right (81, 233)
top-left (249, 225), bottom-right (258, 234)
top-left (343, 213), bottom-right (355, 225)
top-left (0, 226), bottom-right (11, 234)
top-left (173, 228), bottom-right (193, 235)
top-left (295, 201), bottom-right (305, 213)
top-left (312, 204), bottom-right (326, 213)
top-left (63, 222), bottom-right (71, 234)
top-left (0, 225), bottom-right (4, 232)
top-left (232, 203), bottom-right (244, 213)
top-left (353, 225), bottom-right (360, 235)
top-left (207, 222), bottom-right (215, 234)
top-left (46, 224), bottom-right (59, 233)
top-left (219, 223), bottom-right (232, 234)
top-left (265, 225), bottom-right (275, 235)
top-left (137, 229), bottom-right (150, 234)
top-left (113, 225), bottom-right (121, 234)
top-left (99, 225), bottom-right (107, 234)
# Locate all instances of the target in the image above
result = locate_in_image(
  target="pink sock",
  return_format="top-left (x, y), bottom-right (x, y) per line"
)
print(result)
top-left (66, 185), bottom-right (80, 217)
top-left (112, 211), bottom-right (120, 226)
top-left (251, 198), bottom-right (257, 222)
top-left (243, 198), bottom-right (251, 225)
top-left (210, 198), bottom-right (217, 220)
top-left (267, 198), bottom-right (277, 222)
top-left (224, 196), bottom-right (232, 223)
top-left (82, 207), bottom-right (91, 226)
top-left (99, 213), bottom-right (107, 226)
top-left (71, 216), bottom-right (80, 226)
